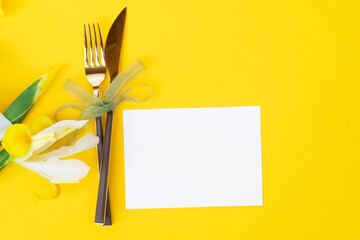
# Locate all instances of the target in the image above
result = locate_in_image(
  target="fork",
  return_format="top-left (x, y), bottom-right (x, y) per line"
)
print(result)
top-left (84, 23), bottom-right (112, 226)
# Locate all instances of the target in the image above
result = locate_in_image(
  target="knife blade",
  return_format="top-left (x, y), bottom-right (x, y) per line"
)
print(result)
top-left (94, 7), bottom-right (127, 225)
top-left (105, 8), bottom-right (126, 81)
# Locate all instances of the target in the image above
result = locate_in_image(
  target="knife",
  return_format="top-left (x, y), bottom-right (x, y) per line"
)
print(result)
top-left (94, 7), bottom-right (127, 225)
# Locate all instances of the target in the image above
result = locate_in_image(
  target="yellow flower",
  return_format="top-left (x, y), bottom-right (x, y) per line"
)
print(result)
top-left (1, 116), bottom-right (98, 183)
top-left (2, 124), bottom-right (32, 157)
top-left (30, 115), bottom-right (53, 134)
top-left (2, 122), bottom-right (56, 157)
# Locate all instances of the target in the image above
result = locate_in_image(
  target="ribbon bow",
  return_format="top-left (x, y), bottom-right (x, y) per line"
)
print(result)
top-left (53, 60), bottom-right (152, 121)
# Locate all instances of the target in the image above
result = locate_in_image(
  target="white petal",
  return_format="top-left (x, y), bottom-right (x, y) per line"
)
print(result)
top-left (13, 149), bottom-right (34, 163)
top-left (0, 112), bottom-right (12, 141)
top-left (36, 120), bottom-right (88, 135)
top-left (31, 132), bottom-right (57, 156)
top-left (17, 157), bottom-right (90, 183)
top-left (30, 133), bottom-right (99, 161)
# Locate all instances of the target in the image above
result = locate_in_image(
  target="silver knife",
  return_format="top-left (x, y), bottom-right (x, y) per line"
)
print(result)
top-left (94, 7), bottom-right (126, 225)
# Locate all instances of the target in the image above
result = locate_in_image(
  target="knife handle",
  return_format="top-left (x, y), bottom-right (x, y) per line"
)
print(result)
top-left (95, 111), bottom-right (114, 224)
top-left (103, 195), bottom-right (112, 226)
top-left (95, 116), bottom-right (112, 226)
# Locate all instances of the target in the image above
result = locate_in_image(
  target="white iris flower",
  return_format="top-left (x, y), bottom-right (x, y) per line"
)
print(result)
top-left (1, 116), bottom-right (98, 183)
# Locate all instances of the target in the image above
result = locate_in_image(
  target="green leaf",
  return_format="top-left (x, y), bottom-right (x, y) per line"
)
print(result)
top-left (0, 67), bottom-right (58, 170)
top-left (0, 149), bottom-right (11, 172)
top-left (3, 67), bottom-right (58, 124)
top-left (3, 79), bottom-right (41, 124)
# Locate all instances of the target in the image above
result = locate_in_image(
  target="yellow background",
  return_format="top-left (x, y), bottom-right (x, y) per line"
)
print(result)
top-left (0, 0), bottom-right (359, 239)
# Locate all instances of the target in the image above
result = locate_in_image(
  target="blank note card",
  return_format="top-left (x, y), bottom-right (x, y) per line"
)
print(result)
top-left (123, 106), bottom-right (263, 209)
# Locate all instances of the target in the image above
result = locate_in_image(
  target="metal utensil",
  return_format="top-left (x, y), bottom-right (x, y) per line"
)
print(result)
top-left (94, 7), bottom-right (127, 224)
top-left (84, 23), bottom-right (112, 226)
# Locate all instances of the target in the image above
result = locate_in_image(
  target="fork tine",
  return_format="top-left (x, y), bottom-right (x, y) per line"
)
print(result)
top-left (84, 25), bottom-right (89, 67)
top-left (97, 23), bottom-right (106, 66)
top-left (93, 23), bottom-right (100, 66)
top-left (88, 24), bottom-right (95, 67)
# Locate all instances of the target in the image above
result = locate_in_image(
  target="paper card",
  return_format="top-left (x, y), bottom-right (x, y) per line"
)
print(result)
top-left (123, 106), bottom-right (263, 209)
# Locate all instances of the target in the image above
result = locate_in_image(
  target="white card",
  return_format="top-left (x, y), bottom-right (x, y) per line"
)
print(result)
top-left (123, 106), bottom-right (263, 209)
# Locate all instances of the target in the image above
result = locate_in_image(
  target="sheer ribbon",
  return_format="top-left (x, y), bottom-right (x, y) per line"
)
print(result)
top-left (53, 60), bottom-right (152, 121)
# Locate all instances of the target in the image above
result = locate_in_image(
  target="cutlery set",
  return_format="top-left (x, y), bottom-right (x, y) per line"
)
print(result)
top-left (83, 7), bottom-right (127, 226)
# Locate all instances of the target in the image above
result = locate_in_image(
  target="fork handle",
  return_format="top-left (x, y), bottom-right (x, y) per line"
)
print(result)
top-left (95, 111), bottom-right (113, 224)
top-left (95, 116), bottom-right (112, 226)
top-left (95, 117), bottom-right (104, 169)
top-left (94, 87), bottom-right (112, 226)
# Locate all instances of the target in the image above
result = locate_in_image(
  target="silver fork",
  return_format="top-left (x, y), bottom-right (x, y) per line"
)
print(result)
top-left (84, 23), bottom-right (106, 97)
top-left (84, 23), bottom-right (112, 226)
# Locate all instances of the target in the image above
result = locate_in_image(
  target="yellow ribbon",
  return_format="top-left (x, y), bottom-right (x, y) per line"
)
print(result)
top-left (53, 60), bottom-right (152, 121)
